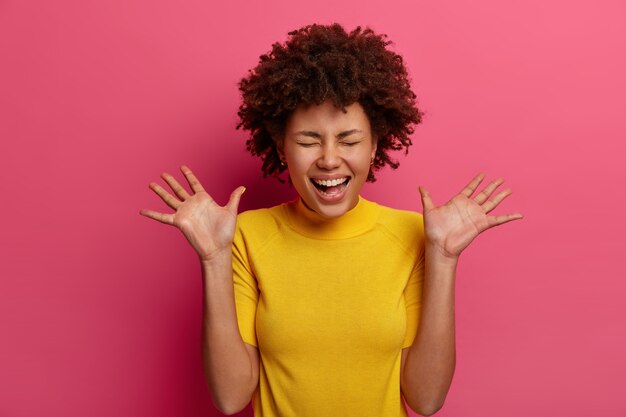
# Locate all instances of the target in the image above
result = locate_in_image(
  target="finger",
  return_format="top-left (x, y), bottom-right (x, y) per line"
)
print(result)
top-left (418, 186), bottom-right (435, 212)
top-left (473, 177), bottom-right (504, 206)
top-left (180, 165), bottom-right (207, 195)
top-left (482, 188), bottom-right (512, 213)
top-left (226, 186), bottom-right (246, 214)
top-left (460, 172), bottom-right (486, 198)
top-left (139, 208), bottom-right (175, 225)
top-left (149, 182), bottom-right (182, 210)
top-left (161, 172), bottom-right (191, 200)
top-left (486, 212), bottom-right (524, 228)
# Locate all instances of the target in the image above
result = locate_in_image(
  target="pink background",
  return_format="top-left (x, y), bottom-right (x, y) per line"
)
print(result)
top-left (1, 0), bottom-right (625, 416)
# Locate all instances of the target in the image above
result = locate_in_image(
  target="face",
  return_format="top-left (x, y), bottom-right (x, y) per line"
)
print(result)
top-left (279, 99), bottom-right (377, 220)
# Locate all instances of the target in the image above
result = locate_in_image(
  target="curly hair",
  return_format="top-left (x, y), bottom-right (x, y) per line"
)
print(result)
top-left (236, 23), bottom-right (424, 182)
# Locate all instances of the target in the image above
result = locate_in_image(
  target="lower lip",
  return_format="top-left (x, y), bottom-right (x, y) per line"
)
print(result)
top-left (312, 180), bottom-right (350, 203)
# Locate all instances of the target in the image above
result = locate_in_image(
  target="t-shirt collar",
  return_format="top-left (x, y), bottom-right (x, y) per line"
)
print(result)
top-left (283, 195), bottom-right (380, 240)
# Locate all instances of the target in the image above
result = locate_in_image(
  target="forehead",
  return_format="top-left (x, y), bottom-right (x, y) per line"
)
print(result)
top-left (286, 100), bottom-right (370, 131)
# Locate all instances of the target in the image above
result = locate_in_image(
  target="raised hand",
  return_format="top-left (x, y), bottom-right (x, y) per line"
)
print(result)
top-left (418, 173), bottom-right (523, 259)
top-left (139, 165), bottom-right (245, 262)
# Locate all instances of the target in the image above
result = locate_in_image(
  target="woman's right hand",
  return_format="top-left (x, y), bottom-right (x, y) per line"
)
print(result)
top-left (139, 165), bottom-right (245, 262)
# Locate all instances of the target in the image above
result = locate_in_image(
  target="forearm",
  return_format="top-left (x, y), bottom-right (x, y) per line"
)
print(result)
top-left (201, 253), bottom-right (255, 414)
top-left (401, 244), bottom-right (457, 415)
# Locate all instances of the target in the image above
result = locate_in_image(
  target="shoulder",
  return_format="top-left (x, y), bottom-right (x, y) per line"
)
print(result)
top-left (373, 202), bottom-right (425, 253)
top-left (375, 202), bottom-right (424, 233)
top-left (235, 203), bottom-right (288, 241)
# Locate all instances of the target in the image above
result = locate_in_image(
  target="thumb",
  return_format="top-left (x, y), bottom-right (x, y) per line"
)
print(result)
top-left (418, 186), bottom-right (435, 212)
top-left (226, 186), bottom-right (246, 214)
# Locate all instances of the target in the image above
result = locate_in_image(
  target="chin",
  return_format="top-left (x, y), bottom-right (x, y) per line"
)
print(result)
top-left (305, 194), bottom-right (358, 219)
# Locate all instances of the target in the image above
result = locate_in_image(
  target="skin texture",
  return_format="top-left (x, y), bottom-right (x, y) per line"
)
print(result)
top-left (279, 99), bottom-right (377, 219)
top-left (139, 114), bottom-right (524, 415)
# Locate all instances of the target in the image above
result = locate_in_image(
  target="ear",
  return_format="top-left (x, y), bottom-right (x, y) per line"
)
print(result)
top-left (370, 135), bottom-right (378, 160)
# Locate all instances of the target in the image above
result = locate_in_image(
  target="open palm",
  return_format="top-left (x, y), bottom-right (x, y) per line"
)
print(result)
top-left (419, 173), bottom-right (523, 259)
top-left (140, 165), bottom-right (245, 262)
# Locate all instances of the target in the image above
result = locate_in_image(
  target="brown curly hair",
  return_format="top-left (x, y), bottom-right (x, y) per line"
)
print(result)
top-left (236, 23), bottom-right (424, 182)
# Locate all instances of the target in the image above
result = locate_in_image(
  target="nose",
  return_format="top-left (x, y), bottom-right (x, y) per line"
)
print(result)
top-left (316, 142), bottom-right (341, 170)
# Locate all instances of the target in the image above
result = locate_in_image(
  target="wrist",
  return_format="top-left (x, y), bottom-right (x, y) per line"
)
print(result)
top-left (425, 242), bottom-right (459, 266)
top-left (200, 250), bottom-right (233, 284)
top-left (200, 248), bottom-right (232, 265)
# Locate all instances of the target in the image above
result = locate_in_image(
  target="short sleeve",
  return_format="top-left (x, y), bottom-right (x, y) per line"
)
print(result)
top-left (402, 248), bottom-right (425, 349)
top-left (232, 223), bottom-right (259, 347)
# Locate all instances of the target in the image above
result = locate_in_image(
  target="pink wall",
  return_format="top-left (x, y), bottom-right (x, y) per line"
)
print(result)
top-left (1, 0), bottom-right (625, 416)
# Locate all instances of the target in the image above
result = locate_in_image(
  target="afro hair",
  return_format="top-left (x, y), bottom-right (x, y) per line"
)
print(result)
top-left (236, 23), bottom-right (424, 182)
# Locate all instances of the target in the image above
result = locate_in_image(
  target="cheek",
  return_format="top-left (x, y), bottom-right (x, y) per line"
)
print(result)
top-left (288, 150), bottom-right (317, 170)
top-left (286, 162), bottom-right (313, 186)
top-left (352, 152), bottom-right (373, 170)
top-left (286, 155), bottom-right (307, 173)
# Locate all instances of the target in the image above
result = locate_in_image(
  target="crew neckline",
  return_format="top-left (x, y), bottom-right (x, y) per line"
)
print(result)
top-left (282, 195), bottom-right (380, 240)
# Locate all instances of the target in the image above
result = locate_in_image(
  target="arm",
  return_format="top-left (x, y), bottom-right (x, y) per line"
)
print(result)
top-left (401, 174), bottom-right (523, 415)
top-left (400, 246), bottom-right (457, 416)
top-left (201, 254), bottom-right (259, 415)
top-left (139, 165), bottom-right (258, 415)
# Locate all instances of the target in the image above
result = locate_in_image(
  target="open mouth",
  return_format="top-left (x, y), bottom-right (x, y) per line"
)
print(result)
top-left (309, 177), bottom-right (351, 197)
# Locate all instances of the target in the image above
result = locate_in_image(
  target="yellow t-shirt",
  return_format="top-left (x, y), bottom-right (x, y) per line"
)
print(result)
top-left (232, 195), bottom-right (425, 417)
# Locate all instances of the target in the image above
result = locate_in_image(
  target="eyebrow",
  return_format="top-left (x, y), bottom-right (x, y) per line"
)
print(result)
top-left (294, 129), bottom-right (363, 139)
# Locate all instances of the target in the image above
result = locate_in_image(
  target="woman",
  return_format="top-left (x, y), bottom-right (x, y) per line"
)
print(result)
top-left (140, 23), bottom-right (523, 417)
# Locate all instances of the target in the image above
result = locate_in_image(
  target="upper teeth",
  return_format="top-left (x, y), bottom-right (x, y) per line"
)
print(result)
top-left (313, 177), bottom-right (348, 187)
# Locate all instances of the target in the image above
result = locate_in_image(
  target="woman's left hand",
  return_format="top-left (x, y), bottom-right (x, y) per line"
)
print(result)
top-left (418, 173), bottom-right (523, 260)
